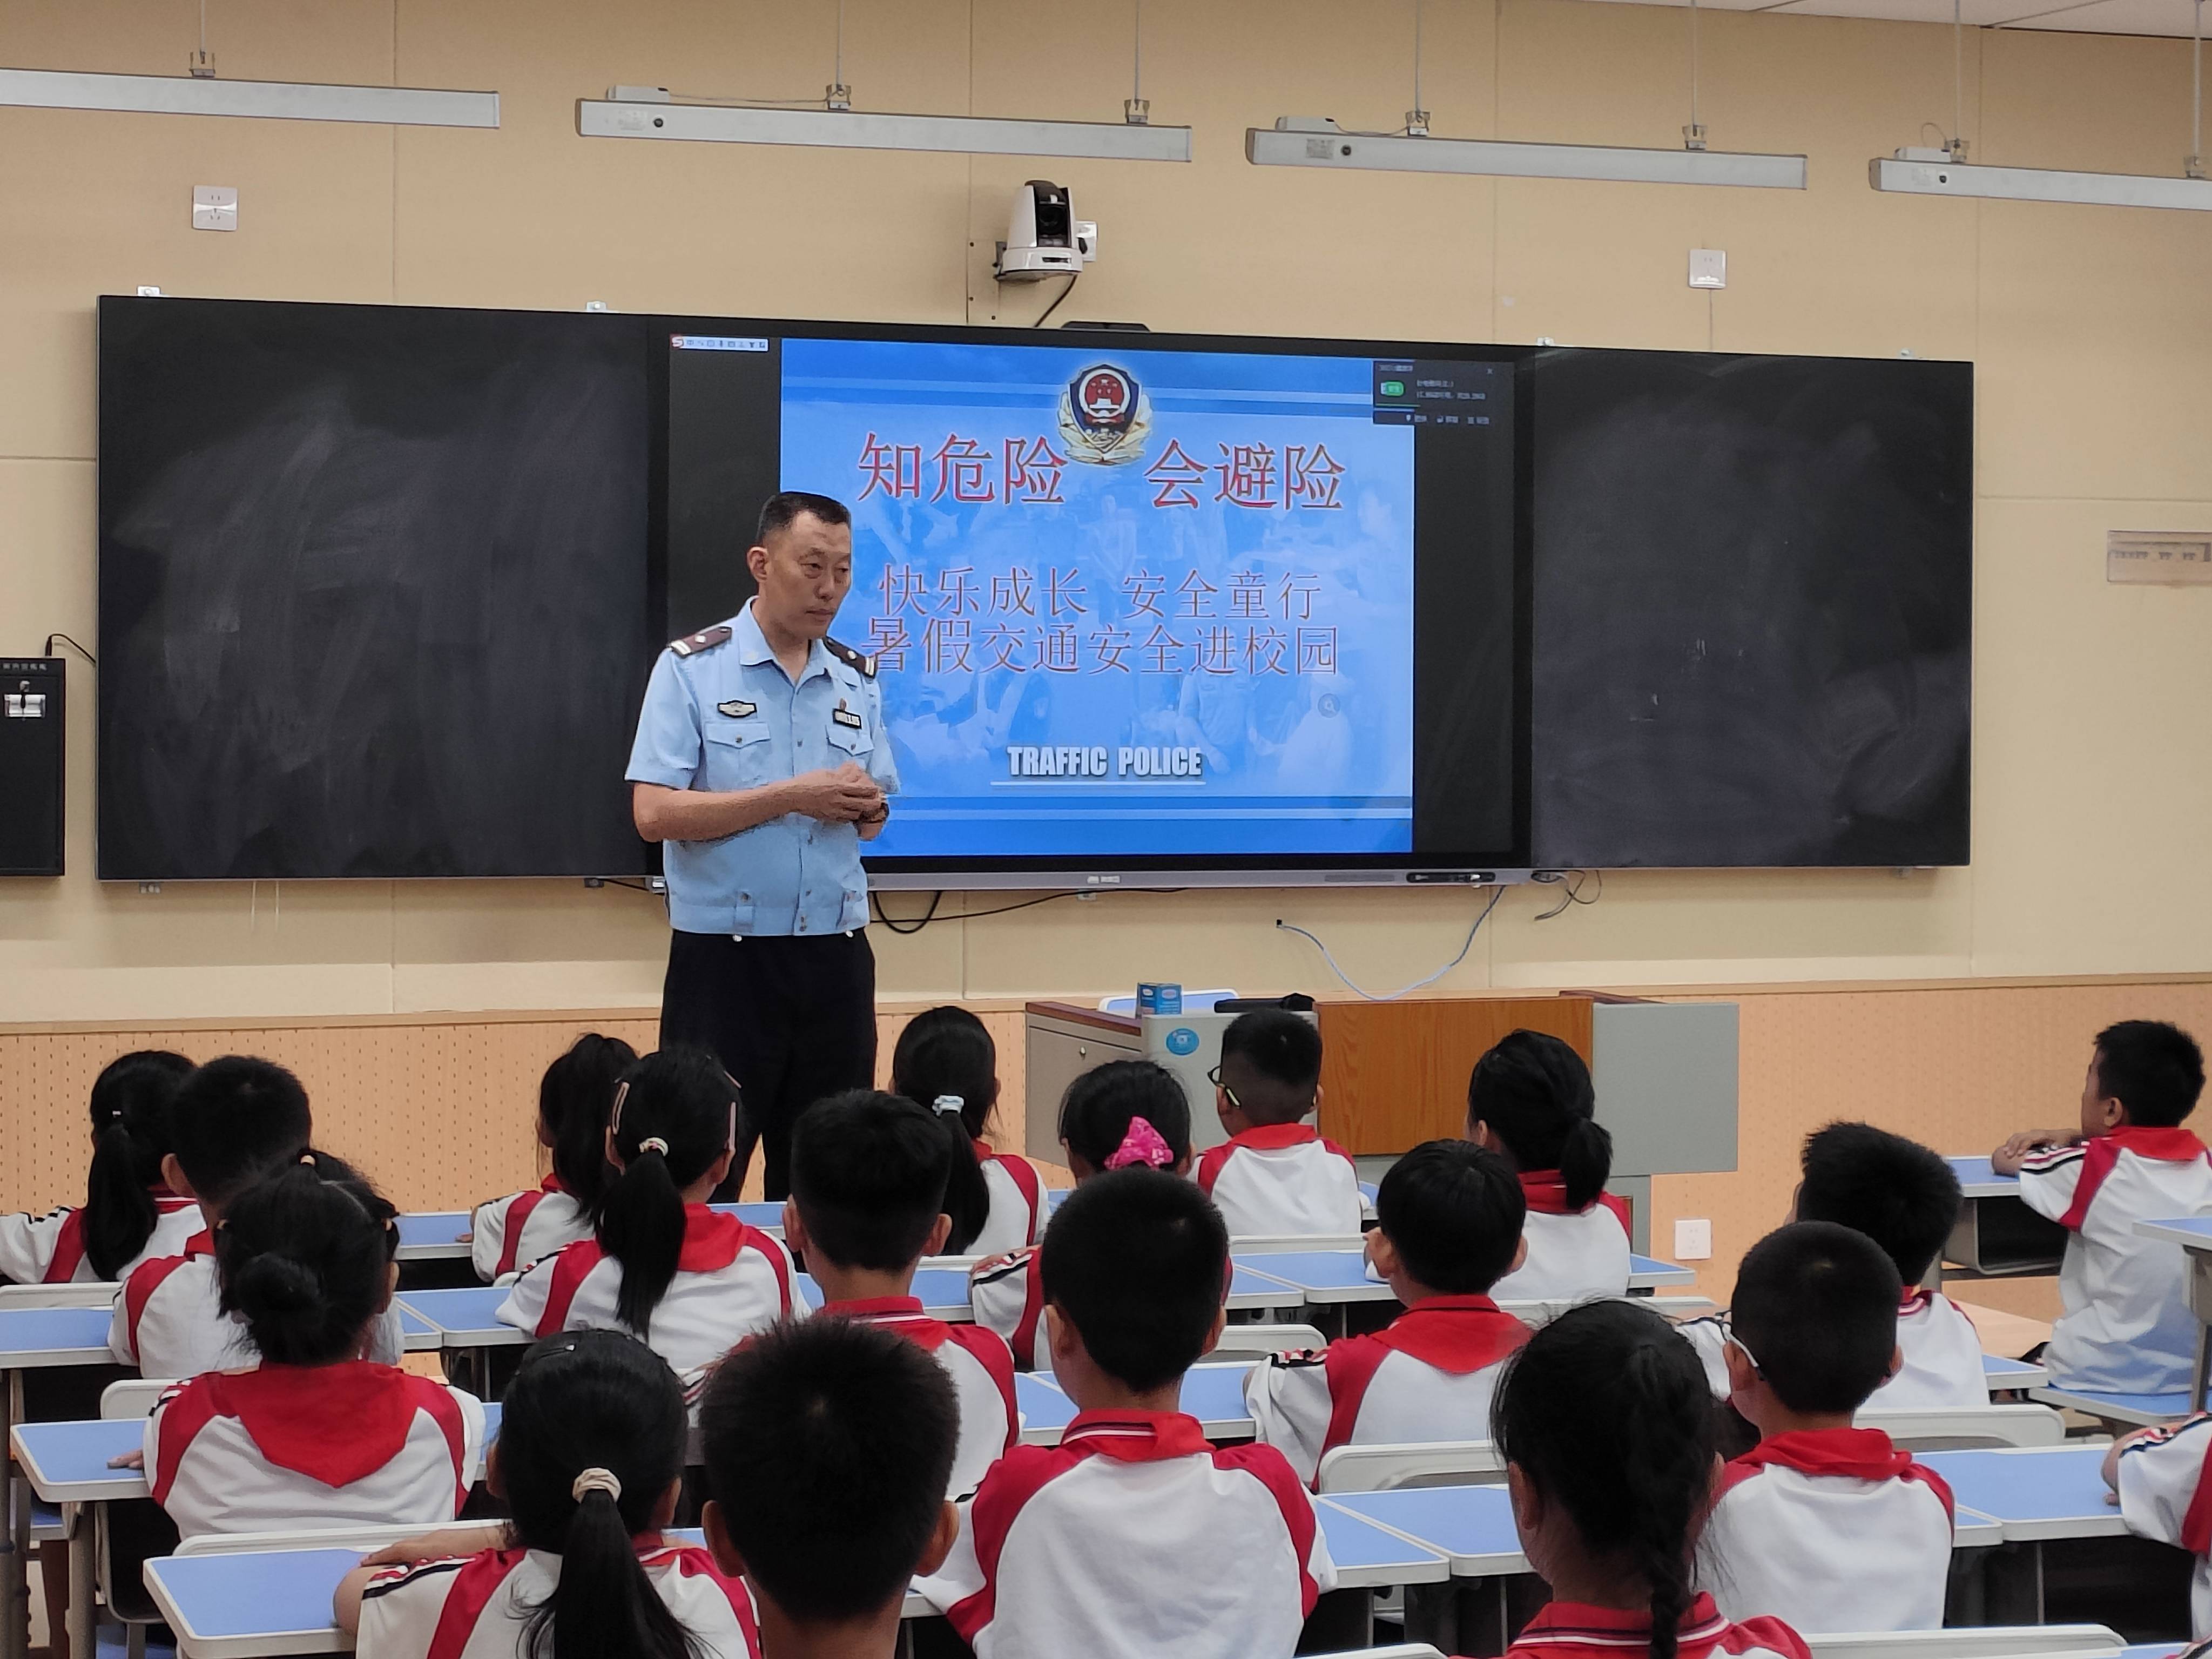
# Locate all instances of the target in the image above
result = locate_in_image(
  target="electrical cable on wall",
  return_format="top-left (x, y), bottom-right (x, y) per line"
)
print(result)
top-left (44, 633), bottom-right (96, 666)
top-left (1530, 868), bottom-right (1602, 921)
top-left (1274, 885), bottom-right (1503, 1002)
top-left (1035, 272), bottom-right (1079, 328)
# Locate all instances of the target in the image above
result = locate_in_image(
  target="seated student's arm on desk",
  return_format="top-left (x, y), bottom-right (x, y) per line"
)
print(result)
top-left (495, 1251), bottom-right (558, 1335)
top-left (334, 1522), bottom-right (511, 1632)
top-left (1992, 1129), bottom-right (2083, 1177)
top-left (1242, 1348), bottom-right (1335, 1488)
top-left (107, 1277), bottom-right (138, 1366)
top-left (2105, 1416), bottom-right (2212, 1536)
top-left (0, 1208), bottom-right (62, 1285)
top-left (631, 768), bottom-right (883, 844)
top-left (468, 1196), bottom-right (507, 1284)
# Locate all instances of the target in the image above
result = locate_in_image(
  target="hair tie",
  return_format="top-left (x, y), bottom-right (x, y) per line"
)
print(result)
top-left (637, 1137), bottom-right (669, 1157)
top-left (1104, 1116), bottom-right (1174, 1171)
top-left (932, 1095), bottom-right (966, 1117)
top-left (571, 1467), bottom-right (622, 1503)
top-left (610, 1080), bottom-right (630, 1136)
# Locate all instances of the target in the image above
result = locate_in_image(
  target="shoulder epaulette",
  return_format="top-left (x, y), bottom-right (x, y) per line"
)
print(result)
top-left (824, 636), bottom-right (877, 679)
top-left (669, 624), bottom-right (733, 658)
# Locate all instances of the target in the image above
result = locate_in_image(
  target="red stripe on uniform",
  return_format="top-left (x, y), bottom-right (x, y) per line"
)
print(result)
top-left (147, 1379), bottom-right (219, 1506)
top-left (944, 1444), bottom-right (1084, 1642)
top-left (495, 1189), bottom-right (549, 1278)
top-left (42, 1211), bottom-right (87, 1284)
top-left (986, 1148), bottom-right (1044, 1239)
top-left (535, 1239), bottom-right (607, 1336)
top-left (425, 1550), bottom-right (525, 1659)
top-left (1209, 1442), bottom-right (1324, 1616)
top-left (945, 1322), bottom-right (1022, 1455)
top-left (122, 1254), bottom-right (194, 1361)
top-left (1320, 1335), bottom-right (1391, 1465)
top-left (402, 1375), bottom-right (472, 1514)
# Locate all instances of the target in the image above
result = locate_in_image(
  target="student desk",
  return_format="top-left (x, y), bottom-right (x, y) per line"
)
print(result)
top-left (0, 1307), bottom-right (126, 1659)
top-left (392, 1213), bottom-right (471, 1264)
top-left (1008, 1364), bottom-right (1259, 1444)
top-left (1943, 1157), bottom-right (2067, 1282)
top-left (1985, 1354), bottom-right (2049, 1392)
top-left (1231, 1250), bottom-right (1694, 1334)
top-left (2134, 1216), bottom-right (2212, 1413)
top-left (1321, 1482), bottom-right (1527, 1652)
top-left (1919, 1445), bottom-right (2125, 1623)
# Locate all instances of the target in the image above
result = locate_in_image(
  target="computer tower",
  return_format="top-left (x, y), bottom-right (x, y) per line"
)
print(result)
top-left (0, 657), bottom-right (64, 875)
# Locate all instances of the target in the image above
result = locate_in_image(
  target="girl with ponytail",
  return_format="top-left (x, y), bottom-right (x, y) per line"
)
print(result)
top-left (0, 1050), bottom-right (198, 1284)
top-left (338, 1329), bottom-right (761, 1659)
top-left (145, 1154), bottom-right (486, 1539)
top-left (472, 1034), bottom-right (637, 1282)
top-left (969, 1060), bottom-right (1193, 1368)
top-left (497, 1048), bottom-right (799, 1384)
top-left (1492, 1299), bottom-right (1811, 1659)
top-left (892, 1006), bottom-right (1034, 1256)
top-left (1468, 1029), bottom-right (1633, 1301)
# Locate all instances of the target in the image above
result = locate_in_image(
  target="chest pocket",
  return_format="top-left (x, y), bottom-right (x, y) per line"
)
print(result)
top-left (824, 719), bottom-right (874, 761)
top-left (704, 720), bottom-right (777, 787)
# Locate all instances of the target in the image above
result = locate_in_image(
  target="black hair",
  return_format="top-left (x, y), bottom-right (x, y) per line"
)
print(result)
top-left (1057, 1060), bottom-right (1192, 1171)
top-left (2092, 1020), bottom-right (2206, 1128)
top-left (1377, 1140), bottom-right (1527, 1295)
top-left (81, 1050), bottom-right (193, 1279)
top-left (1729, 1220), bottom-right (1902, 1414)
top-left (1797, 1122), bottom-right (1962, 1284)
top-left (791, 1091), bottom-right (956, 1271)
top-left (757, 490), bottom-right (852, 544)
top-left (1040, 1168), bottom-right (1227, 1391)
top-left (1217, 1010), bottom-right (1323, 1124)
top-left (700, 1317), bottom-right (956, 1624)
top-left (1467, 1030), bottom-right (1613, 1210)
top-left (217, 1150), bottom-right (398, 1367)
top-left (1493, 1300), bottom-right (1718, 1659)
top-left (167, 1056), bottom-right (315, 1206)
top-left (500, 1330), bottom-right (698, 1659)
top-left (598, 1048), bottom-right (738, 1336)
top-left (887, 1008), bottom-right (999, 1253)
top-left (542, 1034), bottom-right (637, 1219)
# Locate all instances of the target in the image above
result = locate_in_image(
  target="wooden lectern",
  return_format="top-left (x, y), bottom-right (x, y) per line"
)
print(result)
top-left (1316, 995), bottom-right (1594, 1155)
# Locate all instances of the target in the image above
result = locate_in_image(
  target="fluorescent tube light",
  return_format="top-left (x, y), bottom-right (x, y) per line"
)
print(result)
top-left (1870, 151), bottom-right (2212, 212)
top-left (0, 66), bottom-right (498, 126)
top-left (578, 97), bottom-right (1190, 162)
top-left (1246, 117), bottom-right (1805, 190)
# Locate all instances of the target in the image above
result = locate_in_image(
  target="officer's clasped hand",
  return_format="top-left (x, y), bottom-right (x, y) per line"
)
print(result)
top-left (787, 761), bottom-right (885, 824)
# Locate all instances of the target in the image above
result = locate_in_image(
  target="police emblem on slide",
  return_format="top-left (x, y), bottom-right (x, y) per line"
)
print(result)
top-left (1057, 363), bottom-right (1153, 466)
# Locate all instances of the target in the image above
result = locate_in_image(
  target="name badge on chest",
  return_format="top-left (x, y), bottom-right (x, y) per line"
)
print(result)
top-left (832, 700), bottom-right (864, 730)
top-left (717, 700), bottom-right (757, 719)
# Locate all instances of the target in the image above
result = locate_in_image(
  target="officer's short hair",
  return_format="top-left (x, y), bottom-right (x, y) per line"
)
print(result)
top-left (757, 491), bottom-right (852, 545)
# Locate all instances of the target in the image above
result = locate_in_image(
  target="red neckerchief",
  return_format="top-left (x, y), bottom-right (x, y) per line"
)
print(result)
top-left (1229, 1123), bottom-right (1321, 1152)
top-left (825, 1294), bottom-right (952, 1354)
top-left (1517, 1170), bottom-right (1634, 1235)
top-left (538, 1174), bottom-right (568, 1195)
top-left (200, 1361), bottom-right (424, 1485)
top-left (1729, 1427), bottom-right (1955, 1520)
top-left (2049, 1126), bottom-right (2211, 1230)
top-left (676, 1205), bottom-right (747, 1272)
top-left (1062, 1410), bottom-right (1213, 1462)
top-left (181, 1230), bottom-right (214, 1257)
top-left (1373, 1295), bottom-right (1532, 1375)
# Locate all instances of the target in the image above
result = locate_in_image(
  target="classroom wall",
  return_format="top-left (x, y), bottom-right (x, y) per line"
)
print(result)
top-left (3, 0), bottom-right (2211, 1027)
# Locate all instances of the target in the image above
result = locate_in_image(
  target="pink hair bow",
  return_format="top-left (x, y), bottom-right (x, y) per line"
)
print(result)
top-left (1104, 1116), bottom-right (1174, 1171)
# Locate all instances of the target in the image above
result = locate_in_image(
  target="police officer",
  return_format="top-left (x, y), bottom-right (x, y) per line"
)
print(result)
top-left (626, 491), bottom-right (894, 1199)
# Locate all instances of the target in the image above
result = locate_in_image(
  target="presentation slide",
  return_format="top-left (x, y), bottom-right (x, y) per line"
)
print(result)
top-left (779, 339), bottom-right (1415, 857)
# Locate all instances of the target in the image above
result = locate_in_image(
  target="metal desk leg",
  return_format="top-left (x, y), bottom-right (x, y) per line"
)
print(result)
top-left (66, 1503), bottom-right (92, 1659)
top-left (1, 1368), bottom-right (23, 1659)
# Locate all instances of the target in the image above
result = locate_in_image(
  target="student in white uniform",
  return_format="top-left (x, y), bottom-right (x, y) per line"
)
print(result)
top-left (1796, 1122), bottom-right (1986, 1409)
top-left (145, 1159), bottom-right (485, 1539)
top-left (1994, 1019), bottom-right (2212, 1394)
top-left (1493, 1299), bottom-right (1812, 1659)
top-left (786, 1089), bottom-right (1017, 1500)
top-left (969, 1060), bottom-right (1192, 1370)
top-left (892, 1006), bottom-right (1043, 1257)
top-left (1469, 1030), bottom-right (1633, 1302)
top-left (2101, 1412), bottom-right (2212, 1638)
top-left (470, 1033), bottom-right (635, 1282)
top-left (923, 1169), bottom-right (1337, 1658)
top-left (110, 1056), bottom-right (317, 1377)
top-left (0, 1049), bottom-right (199, 1285)
top-left (498, 1048), bottom-right (801, 1392)
top-left (1197, 1010), bottom-right (1362, 1238)
top-left (339, 1330), bottom-right (761, 1659)
top-left (1700, 1223), bottom-right (1954, 1633)
top-left (1248, 1139), bottom-right (1532, 1485)
top-left (700, 1318), bottom-right (960, 1659)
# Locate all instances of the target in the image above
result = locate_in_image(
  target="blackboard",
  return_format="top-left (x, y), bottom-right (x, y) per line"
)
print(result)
top-left (1530, 350), bottom-right (1972, 868)
top-left (98, 297), bottom-right (653, 879)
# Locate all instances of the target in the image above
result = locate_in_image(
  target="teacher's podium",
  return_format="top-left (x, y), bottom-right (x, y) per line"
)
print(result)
top-left (1022, 992), bottom-right (1736, 1250)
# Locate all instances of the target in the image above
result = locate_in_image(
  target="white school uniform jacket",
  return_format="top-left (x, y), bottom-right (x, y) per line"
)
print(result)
top-left (0, 1187), bottom-right (201, 1285)
top-left (920, 1410), bottom-right (1336, 1659)
top-left (972, 1145), bottom-right (1047, 1259)
top-left (146, 1360), bottom-right (484, 1539)
top-left (829, 1296), bottom-right (1019, 1499)
top-left (1508, 1594), bottom-right (1812, 1659)
top-left (970, 1245), bottom-right (1050, 1371)
top-left (2016, 1126), bottom-right (2212, 1394)
top-left (1681, 1292), bottom-right (1991, 1413)
top-left (110, 1229), bottom-right (408, 1379)
top-left (1196, 1124), bottom-right (1364, 1238)
top-left (358, 1539), bottom-right (763, 1659)
top-left (1488, 1172), bottom-right (1633, 1302)
top-left (470, 1176), bottom-right (594, 1282)
top-left (1700, 1427), bottom-right (1954, 1633)
top-left (2112, 1412), bottom-right (2212, 1637)
top-left (1245, 1293), bottom-right (1531, 1485)
top-left (496, 1205), bottom-right (799, 1375)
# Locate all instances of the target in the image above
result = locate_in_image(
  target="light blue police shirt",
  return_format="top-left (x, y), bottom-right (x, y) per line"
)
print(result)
top-left (626, 599), bottom-right (897, 937)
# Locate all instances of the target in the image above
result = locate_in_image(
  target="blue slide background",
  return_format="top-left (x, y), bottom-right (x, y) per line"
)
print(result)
top-left (781, 339), bottom-right (1414, 857)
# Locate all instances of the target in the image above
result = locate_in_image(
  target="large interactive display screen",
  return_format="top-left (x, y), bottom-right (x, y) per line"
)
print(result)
top-left (664, 326), bottom-right (1527, 878)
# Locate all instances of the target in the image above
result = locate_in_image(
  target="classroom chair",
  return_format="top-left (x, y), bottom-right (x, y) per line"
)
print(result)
top-left (1314, 1440), bottom-right (1507, 1493)
top-left (1312, 1648), bottom-right (1447, 1658)
top-left (171, 1520), bottom-right (431, 1557)
top-left (98, 1381), bottom-right (170, 1421)
top-left (1802, 1626), bottom-right (2122, 1659)
top-left (1854, 1404), bottom-right (2066, 1450)
top-left (90, 1382), bottom-right (178, 1657)
top-left (1206, 1321), bottom-right (1328, 1359)
top-left (0, 1283), bottom-right (117, 1310)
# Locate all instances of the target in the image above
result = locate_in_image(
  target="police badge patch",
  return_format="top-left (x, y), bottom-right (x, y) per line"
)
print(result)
top-left (1057, 362), bottom-right (1153, 466)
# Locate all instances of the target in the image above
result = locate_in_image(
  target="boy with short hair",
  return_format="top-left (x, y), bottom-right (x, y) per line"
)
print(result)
top-left (1701, 1222), bottom-right (1955, 1633)
top-left (786, 1089), bottom-right (1017, 1499)
top-left (1198, 1010), bottom-right (1362, 1238)
top-left (1993, 1020), bottom-right (2212, 1394)
top-left (1796, 1121), bottom-right (1985, 1410)
top-left (108, 1056), bottom-right (319, 1377)
top-left (702, 1317), bottom-right (961, 1659)
top-left (922, 1168), bottom-right (1337, 1657)
top-left (1246, 1139), bottom-right (1530, 1485)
